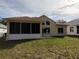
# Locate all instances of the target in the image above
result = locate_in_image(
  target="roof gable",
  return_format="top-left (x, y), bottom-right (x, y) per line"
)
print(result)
top-left (3, 15), bottom-right (56, 24)
top-left (40, 15), bottom-right (56, 23)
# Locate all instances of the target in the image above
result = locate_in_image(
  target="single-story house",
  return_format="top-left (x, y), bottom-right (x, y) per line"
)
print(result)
top-left (67, 18), bottom-right (79, 35)
top-left (3, 15), bottom-right (67, 40)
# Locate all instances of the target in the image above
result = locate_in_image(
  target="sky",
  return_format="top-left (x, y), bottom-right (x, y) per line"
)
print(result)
top-left (0, 0), bottom-right (79, 21)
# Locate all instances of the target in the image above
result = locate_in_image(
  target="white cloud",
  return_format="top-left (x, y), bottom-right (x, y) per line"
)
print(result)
top-left (0, 0), bottom-right (35, 17)
top-left (60, 7), bottom-right (79, 15)
top-left (58, 0), bottom-right (79, 16)
top-left (0, 1), bottom-right (21, 16)
top-left (21, 0), bottom-right (67, 10)
top-left (10, 0), bottom-right (79, 17)
top-left (0, 0), bottom-right (79, 21)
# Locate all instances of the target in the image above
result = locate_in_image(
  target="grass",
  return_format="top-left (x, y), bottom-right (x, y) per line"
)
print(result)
top-left (0, 36), bottom-right (79, 59)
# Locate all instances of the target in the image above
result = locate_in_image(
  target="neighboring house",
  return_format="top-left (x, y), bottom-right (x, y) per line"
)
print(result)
top-left (0, 23), bottom-right (7, 37)
top-left (67, 19), bottom-right (79, 35)
top-left (3, 15), bottom-right (68, 40)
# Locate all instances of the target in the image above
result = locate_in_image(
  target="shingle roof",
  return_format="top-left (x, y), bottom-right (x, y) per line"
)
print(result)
top-left (40, 15), bottom-right (56, 23)
top-left (3, 15), bottom-right (56, 23)
top-left (3, 16), bottom-right (40, 20)
top-left (3, 15), bottom-right (69, 25)
top-left (56, 22), bottom-right (68, 25)
top-left (68, 18), bottom-right (79, 25)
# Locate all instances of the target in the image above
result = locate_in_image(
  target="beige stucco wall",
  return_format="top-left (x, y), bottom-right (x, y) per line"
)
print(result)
top-left (6, 22), bottom-right (9, 40)
top-left (40, 16), bottom-right (56, 36)
top-left (50, 21), bottom-right (57, 36)
top-left (39, 16), bottom-right (67, 36)
top-left (67, 25), bottom-right (78, 35)
top-left (54, 25), bottom-right (67, 36)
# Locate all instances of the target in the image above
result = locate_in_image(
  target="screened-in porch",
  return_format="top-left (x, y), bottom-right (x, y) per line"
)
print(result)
top-left (10, 22), bottom-right (40, 34)
top-left (8, 22), bottom-right (42, 40)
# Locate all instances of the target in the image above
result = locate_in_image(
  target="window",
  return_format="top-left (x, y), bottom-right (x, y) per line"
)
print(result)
top-left (42, 23), bottom-right (45, 25)
top-left (21, 23), bottom-right (30, 34)
top-left (77, 26), bottom-right (79, 34)
top-left (32, 23), bottom-right (40, 34)
top-left (70, 27), bottom-right (74, 32)
top-left (43, 28), bottom-right (50, 34)
top-left (58, 28), bottom-right (63, 34)
top-left (10, 22), bottom-right (20, 34)
top-left (46, 21), bottom-right (50, 25)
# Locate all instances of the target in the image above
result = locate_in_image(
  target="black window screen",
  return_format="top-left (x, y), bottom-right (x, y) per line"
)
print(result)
top-left (46, 21), bottom-right (50, 25)
top-left (10, 23), bottom-right (40, 34)
top-left (58, 28), bottom-right (63, 34)
top-left (10, 22), bottom-right (20, 34)
top-left (21, 23), bottom-right (30, 34)
top-left (32, 23), bottom-right (40, 34)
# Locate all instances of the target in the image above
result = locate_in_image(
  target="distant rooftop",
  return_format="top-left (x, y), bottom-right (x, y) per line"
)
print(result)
top-left (68, 18), bottom-right (79, 25)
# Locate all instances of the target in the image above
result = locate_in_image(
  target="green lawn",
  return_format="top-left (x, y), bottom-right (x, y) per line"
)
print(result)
top-left (0, 36), bottom-right (79, 59)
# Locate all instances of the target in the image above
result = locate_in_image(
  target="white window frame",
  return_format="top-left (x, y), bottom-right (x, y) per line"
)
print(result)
top-left (70, 27), bottom-right (74, 32)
